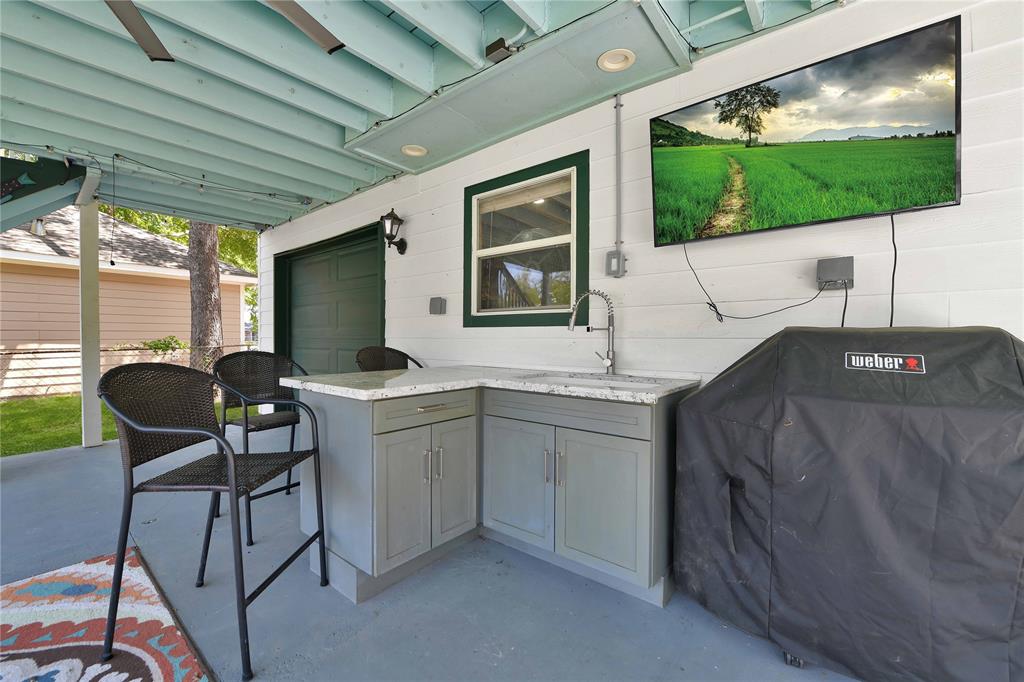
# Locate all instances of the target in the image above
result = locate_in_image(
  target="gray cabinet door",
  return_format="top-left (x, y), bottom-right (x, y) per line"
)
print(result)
top-left (555, 427), bottom-right (651, 586)
top-left (431, 417), bottom-right (478, 546)
top-left (373, 425), bottom-right (432, 575)
top-left (483, 416), bottom-right (555, 551)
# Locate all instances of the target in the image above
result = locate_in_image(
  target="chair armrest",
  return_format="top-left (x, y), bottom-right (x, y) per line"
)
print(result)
top-left (246, 397), bottom-right (319, 451)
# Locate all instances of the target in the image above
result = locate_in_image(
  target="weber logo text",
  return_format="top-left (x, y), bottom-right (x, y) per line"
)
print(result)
top-left (845, 352), bottom-right (926, 374)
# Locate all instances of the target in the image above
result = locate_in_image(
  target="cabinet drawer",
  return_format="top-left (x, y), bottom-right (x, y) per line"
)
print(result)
top-left (483, 389), bottom-right (651, 440)
top-left (373, 389), bottom-right (477, 434)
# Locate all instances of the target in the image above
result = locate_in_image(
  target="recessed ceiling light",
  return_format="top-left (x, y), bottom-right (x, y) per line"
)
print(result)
top-left (533, 198), bottom-right (545, 204)
top-left (597, 48), bottom-right (636, 73)
top-left (401, 144), bottom-right (428, 157)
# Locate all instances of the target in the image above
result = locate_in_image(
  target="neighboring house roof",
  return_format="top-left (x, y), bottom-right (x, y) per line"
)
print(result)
top-left (0, 205), bottom-right (255, 279)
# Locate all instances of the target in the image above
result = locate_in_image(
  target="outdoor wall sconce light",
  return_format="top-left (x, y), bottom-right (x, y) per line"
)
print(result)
top-left (380, 208), bottom-right (406, 254)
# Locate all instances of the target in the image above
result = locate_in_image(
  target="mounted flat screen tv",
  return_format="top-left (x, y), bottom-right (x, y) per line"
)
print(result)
top-left (650, 18), bottom-right (960, 247)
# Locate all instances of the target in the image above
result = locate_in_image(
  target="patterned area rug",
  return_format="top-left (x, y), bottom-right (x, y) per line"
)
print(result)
top-left (1, 547), bottom-right (210, 681)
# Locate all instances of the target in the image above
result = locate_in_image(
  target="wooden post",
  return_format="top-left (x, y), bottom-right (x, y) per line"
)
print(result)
top-left (79, 200), bottom-right (102, 447)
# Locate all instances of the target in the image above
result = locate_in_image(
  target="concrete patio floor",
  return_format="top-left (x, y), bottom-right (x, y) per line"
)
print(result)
top-left (1, 430), bottom-right (853, 681)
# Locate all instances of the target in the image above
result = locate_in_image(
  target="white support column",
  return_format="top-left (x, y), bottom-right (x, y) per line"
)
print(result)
top-left (79, 200), bottom-right (103, 447)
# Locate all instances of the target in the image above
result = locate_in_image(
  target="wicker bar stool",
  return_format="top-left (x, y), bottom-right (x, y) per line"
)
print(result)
top-left (213, 350), bottom-right (307, 547)
top-left (97, 363), bottom-right (327, 681)
top-left (355, 345), bottom-right (424, 371)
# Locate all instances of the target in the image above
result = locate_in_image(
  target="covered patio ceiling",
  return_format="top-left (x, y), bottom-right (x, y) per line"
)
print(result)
top-left (0, 0), bottom-right (837, 230)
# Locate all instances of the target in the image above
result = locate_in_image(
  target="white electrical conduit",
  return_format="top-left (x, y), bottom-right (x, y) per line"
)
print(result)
top-left (509, 23), bottom-right (529, 45)
top-left (614, 93), bottom-right (624, 270)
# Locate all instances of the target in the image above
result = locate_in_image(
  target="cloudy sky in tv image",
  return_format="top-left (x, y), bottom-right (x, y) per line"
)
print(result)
top-left (661, 20), bottom-right (957, 143)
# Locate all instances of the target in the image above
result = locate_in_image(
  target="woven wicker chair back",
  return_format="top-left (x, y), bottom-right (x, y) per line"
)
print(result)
top-left (213, 351), bottom-right (300, 409)
top-left (98, 363), bottom-right (221, 470)
top-left (355, 346), bottom-right (423, 372)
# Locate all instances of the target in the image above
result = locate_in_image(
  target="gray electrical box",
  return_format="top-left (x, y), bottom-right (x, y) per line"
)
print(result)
top-left (429, 297), bottom-right (447, 315)
top-left (605, 249), bottom-right (626, 278)
top-left (817, 256), bottom-right (854, 290)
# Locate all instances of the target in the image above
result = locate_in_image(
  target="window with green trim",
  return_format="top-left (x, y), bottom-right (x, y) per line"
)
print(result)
top-left (463, 150), bottom-right (589, 328)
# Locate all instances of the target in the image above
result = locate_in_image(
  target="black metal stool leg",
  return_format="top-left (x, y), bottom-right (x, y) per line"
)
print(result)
top-left (228, 490), bottom-right (254, 680)
top-left (196, 491), bottom-right (219, 587)
top-left (244, 493), bottom-right (254, 547)
top-left (216, 407), bottom-right (230, 519)
top-left (242, 428), bottom-right (255, 547)
top-left (312, 450), bottom-right (328, 587)
top-left (101, 487), bottom-right (134, 661)
top-left (286, 423), bottom-right (296, 494)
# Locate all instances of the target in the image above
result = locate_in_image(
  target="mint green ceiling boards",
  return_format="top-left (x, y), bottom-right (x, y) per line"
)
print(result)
top-left (0, 0), bottom-right (834, 229)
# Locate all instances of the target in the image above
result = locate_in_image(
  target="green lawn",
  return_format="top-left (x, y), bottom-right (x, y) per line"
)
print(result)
top-left (652, 137), bottom-right (957, 244)
top-left (0, 394), bottom-right (256, 457)
top-left (651, 145), bottom-right (732, 242)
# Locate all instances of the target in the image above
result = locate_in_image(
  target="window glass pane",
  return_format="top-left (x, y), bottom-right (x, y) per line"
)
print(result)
top-left (478, 245), bottom-right (571, 312)
top-left (478, 174), bottom-right (572, 250)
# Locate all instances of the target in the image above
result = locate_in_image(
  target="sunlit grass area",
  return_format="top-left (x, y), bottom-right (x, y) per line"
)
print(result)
top-left (0, 394), bottom-right (256, 457)
top-left (652, 137), bottom-right (957, 244)
top-left (652, 145), bottom-right (733, 244)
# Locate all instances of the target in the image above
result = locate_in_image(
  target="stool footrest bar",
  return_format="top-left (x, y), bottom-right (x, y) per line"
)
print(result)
top-left (249, 480), bottom-right (300, 501)
top-left (245, 532), bottom-right (321, 607)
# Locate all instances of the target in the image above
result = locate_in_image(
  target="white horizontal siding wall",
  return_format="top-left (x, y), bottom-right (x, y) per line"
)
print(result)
top-left (260, 0), bottom-right (1024, 383)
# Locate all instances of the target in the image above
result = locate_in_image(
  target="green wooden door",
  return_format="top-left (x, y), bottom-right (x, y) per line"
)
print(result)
top-left (278, 227), bottom-right (383, 374)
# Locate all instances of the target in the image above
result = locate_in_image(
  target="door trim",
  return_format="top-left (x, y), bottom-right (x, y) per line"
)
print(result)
top-left (273, 223), bottom-right (385, 358)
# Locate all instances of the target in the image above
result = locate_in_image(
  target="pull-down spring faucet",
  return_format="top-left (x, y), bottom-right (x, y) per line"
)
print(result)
top-left (568, 289), bottom-right (615, 375)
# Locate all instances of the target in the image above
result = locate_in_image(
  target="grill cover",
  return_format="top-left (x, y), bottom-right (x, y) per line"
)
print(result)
top-left (675, 327), bottom-right (1024, 682)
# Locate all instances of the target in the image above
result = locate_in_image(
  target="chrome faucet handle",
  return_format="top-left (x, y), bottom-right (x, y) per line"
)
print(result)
top-left (594, 352), bottom-right (613, 368)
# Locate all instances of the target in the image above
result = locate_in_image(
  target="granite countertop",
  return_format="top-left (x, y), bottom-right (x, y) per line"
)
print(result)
top-left (279, 365), bottom-right (700, 405)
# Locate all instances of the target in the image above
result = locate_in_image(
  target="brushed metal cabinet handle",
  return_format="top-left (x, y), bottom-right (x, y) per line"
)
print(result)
top-left (556, 450), bottom-right (565, 487)
top-left (436, 447), bottom-right (444, 480)
top-left (416, 403), bottom-right (447, 413)
top-left (423, 448), bottom-right (432, 483)
top-left (544, 449), bottom-right (550, 483)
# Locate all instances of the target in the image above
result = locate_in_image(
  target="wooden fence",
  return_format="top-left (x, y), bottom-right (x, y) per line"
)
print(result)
top-left (0, 345), bottom-right (251, 399)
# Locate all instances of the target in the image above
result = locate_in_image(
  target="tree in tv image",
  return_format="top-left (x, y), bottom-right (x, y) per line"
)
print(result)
top-left (715, 84), bottom-right (781, 148)
top-left (650, 19), bottom-right (959, 245)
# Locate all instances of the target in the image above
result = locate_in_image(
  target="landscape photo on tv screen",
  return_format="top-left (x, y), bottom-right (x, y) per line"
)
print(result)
top-left (650, 18), bottom-right (960, 246)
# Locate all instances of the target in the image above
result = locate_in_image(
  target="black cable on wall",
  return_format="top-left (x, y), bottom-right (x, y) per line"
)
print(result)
top-left (889, 214), bottom-right (897, 327)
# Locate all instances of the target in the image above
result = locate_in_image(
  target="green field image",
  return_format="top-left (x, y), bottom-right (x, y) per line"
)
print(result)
top-left (652, 138), bottom-right (957, 245)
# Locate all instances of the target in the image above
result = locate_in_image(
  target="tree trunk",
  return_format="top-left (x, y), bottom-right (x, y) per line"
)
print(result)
top-left (188, 220), bottom-right (223, 371)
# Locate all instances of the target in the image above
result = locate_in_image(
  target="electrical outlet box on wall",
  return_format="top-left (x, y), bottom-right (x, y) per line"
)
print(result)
top-left (605, 250), bottom-right (626, 277)
top-left (817, 256), bottom-right (854, 290)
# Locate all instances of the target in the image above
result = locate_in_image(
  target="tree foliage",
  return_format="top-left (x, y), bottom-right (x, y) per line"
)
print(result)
top-left (112, 335), bottom-right (189, 354)
top-left (99, 204), bottom-right (259, 334)
top-left (650, 119), bottom-right (741, 147)
top-left (714, 84), bottom-right (782, 147)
